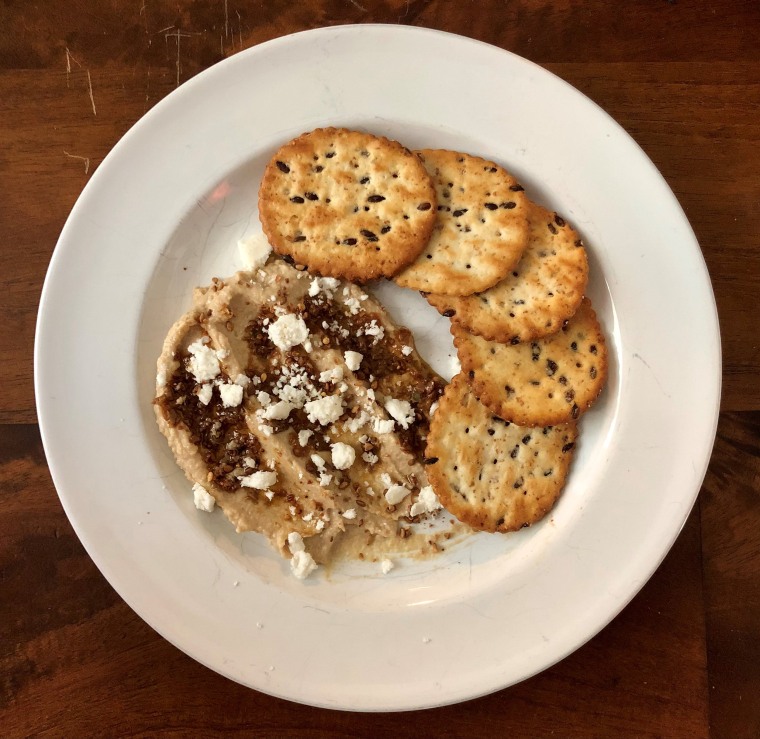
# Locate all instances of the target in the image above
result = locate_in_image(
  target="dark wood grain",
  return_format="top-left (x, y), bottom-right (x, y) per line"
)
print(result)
top-left (1, 0), bottom-right (759, 736)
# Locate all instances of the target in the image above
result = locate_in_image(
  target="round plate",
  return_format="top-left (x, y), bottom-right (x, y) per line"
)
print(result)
top-left (35, 25), bottom-right (720, 711)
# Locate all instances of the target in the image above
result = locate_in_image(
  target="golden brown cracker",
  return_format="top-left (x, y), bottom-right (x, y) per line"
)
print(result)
top-left (394, 149), bottom-right (529, 295)
top-left (425, 375), bottom-right (578, 532)
top-left (427, 202), bottom-right (588, 342)
top-left (454, 298), bottom-right (608, 426)
top-left (258, 128), bottom-right (436, 282)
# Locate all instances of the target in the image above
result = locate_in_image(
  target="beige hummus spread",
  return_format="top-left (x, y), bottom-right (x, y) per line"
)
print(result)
top-left (154, 258), bottom-right (451, 575)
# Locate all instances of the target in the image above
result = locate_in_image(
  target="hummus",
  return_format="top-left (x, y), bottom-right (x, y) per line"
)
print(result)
top-left (153, 258), bottom-right (449, 569)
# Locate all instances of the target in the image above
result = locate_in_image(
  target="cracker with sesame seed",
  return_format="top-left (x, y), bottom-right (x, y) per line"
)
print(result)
top-left (427, 202), bottom-right (589, 342)
top-left (258, 128), bottom-right (437, 282)
top-left (453, 298), bottom-right (608, 426)
top-left (393, 149), bottom-right (529, 296)
top-left (425, 374), bottom-right (578, 532)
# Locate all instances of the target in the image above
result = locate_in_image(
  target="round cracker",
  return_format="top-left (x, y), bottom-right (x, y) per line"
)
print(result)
top-left (425, 374), bottom-right (578, 532)
top-left (393, 149), bottom-right (529, 296)
top-left (258, 128), bottom-right (437, 282)
top-left (454, 297), bottom-right (608, 426)
top-left (427, 202), bottom-right (589, 342)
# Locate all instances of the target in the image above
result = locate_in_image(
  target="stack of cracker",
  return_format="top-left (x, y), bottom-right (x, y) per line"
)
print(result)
top-left (259, 128), bottom-right (608, 534)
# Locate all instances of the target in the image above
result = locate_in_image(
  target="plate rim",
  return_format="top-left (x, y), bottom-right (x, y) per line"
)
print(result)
top-left (34, 23), bottom-right (721, 711)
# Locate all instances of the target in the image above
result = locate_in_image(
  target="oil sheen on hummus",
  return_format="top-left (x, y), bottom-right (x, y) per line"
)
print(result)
top-left (153, 258), bottom-right (452, 573)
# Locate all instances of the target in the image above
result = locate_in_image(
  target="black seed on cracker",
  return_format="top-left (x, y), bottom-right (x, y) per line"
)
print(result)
top-left (367, 195), bottom-right (386, 202)
top-left (290, 196), bottom-right (304, 203)
top-left (276, 160), bottom-right (290, 173)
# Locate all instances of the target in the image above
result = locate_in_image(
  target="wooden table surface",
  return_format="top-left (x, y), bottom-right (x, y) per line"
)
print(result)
top-left (2, 1), bottom-right (759, 736)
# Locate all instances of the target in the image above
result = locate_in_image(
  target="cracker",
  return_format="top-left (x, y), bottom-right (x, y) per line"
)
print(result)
top-left (427, 202), bottom-right (588, 342)
top-left (258, 128), bottom-right (437, 282)
top-left (393, 149), bottom-right (529, 296)
top-left (454, 298), bottom-right (608, 426)
top-left (425, 374), bottom-right (577, 532)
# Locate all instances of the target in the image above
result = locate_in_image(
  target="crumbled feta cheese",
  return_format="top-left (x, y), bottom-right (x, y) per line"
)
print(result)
top-left (362, 320), bottom-right (385, 343)
top-left (372, 418), bottom-right (395, 434)
top-left (381, 558), bottom-right (395, 574)
top-left (318, 472), bottom-right (332, 487)
top-left (343, 411), bottom-right (369, 434)
top-left (234, 373), bottom-right (251, 387)
top-left (187, 339), bottom-right (221, 382)
top-left (216, 348), bottom-right (230, 360)
top-left (288, 531), bottom-right (305, 553)
top-left (263, 400), bottom-right (294, 420)
top-left (331, 442), bottom-right (355, 470)
top-left (310, 454), bottom-right (326, 470)
top-left (256, 390), bottom-right (272, 406)
top-left (267, 314), bottom-right (310, 351)
top-left (429, 401), bottom-right (439, 417)
top-left (342, 508), bottom-right (357, 520)
top-left (243, 457), bottom-right (257, 469)
top-left (291, 550), bottom-right (318, 579)
top-left (218, 382), bottom-right (244, 408)
top-left (298, 429), bottom-right (313, 447)
top-left (401, 345), bottom-right (413, 356)
top-left (338, 382), bottom-right (348, 393)
top-left (362, 451), bottom-right (379, 465)
top-left (409, 485), bottom-right (443, 517)
top-left (308, 276), bottom-right (340, 297)
top-left (197, 382), bottom-right (213, 405)
top-left (365, 388), bottom-right (376, 402)
top-left (265, 490), bottom-right (275, 501)
top-left (380, 473), bottom-right (392, 487)
top-left (304, 394), bottom-right (343, 425)
top-left (239, 470), bottom-right (277, 490)
top-left (384, 398), bottom-right (415, 429)
top-left (315, 519), bottom-right (326, 532)
top-left (319, 366), bottom-right (344, 384)
top-left (238, 232), bottom-right (272, 270)
top-left (385, 484), bottom-right (411, 505)
top-left (192, 483), bottom-right (215, 512)
top-left (344, 296), bottom-right (361, 315)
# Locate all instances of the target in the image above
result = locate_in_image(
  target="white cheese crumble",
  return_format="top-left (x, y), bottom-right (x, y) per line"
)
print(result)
top-left (233, 373), bottom-right (251, 387)
top-left (263, 400), bottom-right (294, 420)
top-left (298, 429), bottom-right (313, 447)
top-left (342, 508), bottom-right (357, 520)
top-left (384, 398), bottom-right (415, 430)
top-left (187, 339), bottom-right (221, 382)
top-left (381, 558), bottom-right (395, 574)
top-left (429, 401), bottom-right (439, 417)
top-left (344, 295), bottom-right (361, 315)
top-left (362, 451), bottom-right (379, 465)
top-left (238, 232), bottom-right (272, 270)
top-left (385, 484), bottom-right (411, 506)
top-left (239, 470), bottom-right (277, 490)
top-left (256, 390), bottom-right (272, 406)
top-left (288, 532), bottom-right (318, 580)
top-left (372, 418), bottom-right (395, 435)
top-left (308, 276), bottom-right (340, 297)
top-left (304, 394), bottom-right (343, 426)
top-left (331, 442), bottom-right (355, 470)
top-left (197, 382), bottom-right (213, 405)
top-left (319, 366), bottom-right (344, 384)
top-left (192, 482), bottom-right (215, 512)
top-left (401, 345), bottom-right (413, 356)
top-left (409, 485), bottom-right (443, 518)
top-left (362, 319), bottom-right (385, 344)
top-left (344, 410), bottom-right (369, 434)
top-left (315, 519), bottom-right (326, 532)
top-left (218, 382), bottom-right (244, 408)
top-left (267, 314), bottom-right (310, 351)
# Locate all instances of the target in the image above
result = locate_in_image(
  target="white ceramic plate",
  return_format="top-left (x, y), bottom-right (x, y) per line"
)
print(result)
top-left (35, 25), bottom-right (720, 711)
